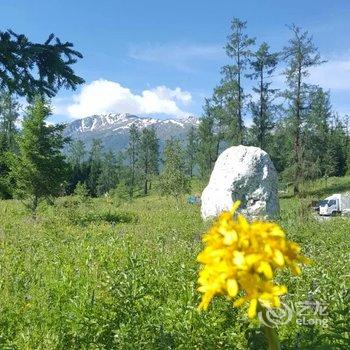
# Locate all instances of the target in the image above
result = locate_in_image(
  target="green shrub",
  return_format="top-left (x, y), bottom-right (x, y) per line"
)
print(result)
top-left (70, 210), bottom-right (138, 226)
top-left (73, 181), bottom-right (90, 203)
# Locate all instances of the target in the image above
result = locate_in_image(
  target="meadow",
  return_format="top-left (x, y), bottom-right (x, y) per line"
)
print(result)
top-left (0, 177), bottom-right (349, 349)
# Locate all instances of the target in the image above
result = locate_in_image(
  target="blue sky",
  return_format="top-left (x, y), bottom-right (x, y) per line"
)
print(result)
top-left (1, 0), bottom-right (350, 123)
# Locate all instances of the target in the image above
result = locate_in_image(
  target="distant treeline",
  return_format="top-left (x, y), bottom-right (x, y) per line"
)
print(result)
top-left (1, 20), bottom-right (350, 210)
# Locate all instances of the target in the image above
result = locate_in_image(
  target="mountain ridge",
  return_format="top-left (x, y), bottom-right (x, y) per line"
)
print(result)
top-left (64, 113), bottom-right (199, 152)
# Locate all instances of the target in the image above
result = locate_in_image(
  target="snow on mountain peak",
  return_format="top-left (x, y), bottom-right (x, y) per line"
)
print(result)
top-left (64, 113), bottom-right (200, 153)
top-left (66, 113), bottom-right (199, 134)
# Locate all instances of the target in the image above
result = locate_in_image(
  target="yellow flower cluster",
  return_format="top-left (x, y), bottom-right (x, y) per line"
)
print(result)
top-left (197, 201), bottom-right (309, 318)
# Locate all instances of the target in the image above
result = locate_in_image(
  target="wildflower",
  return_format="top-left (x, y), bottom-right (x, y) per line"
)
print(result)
top-left (197, 201), bottom-right (309, 319)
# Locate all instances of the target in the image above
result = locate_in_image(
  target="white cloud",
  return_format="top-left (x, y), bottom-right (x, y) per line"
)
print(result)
top-left (272, 53), bottom-right (350, 92)
top-left (308, 57), bottom-right (350, 90)
top-left (150, 86), bottom-right (192, 105)
top-left (129, 43), bottom-right (224, 72)
top-left (56, 79), bottom-right (192, 119)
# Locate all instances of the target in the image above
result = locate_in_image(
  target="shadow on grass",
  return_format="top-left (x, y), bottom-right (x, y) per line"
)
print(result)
top-left (279, 193), bottom-right (295, 199)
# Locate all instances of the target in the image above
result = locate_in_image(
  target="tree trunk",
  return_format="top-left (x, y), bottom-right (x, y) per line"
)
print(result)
top-left (294, 64), bottom-right (303, 196)
top-left (259, 68), bottom-right (264, 149)
top-left (237, 52), bottom-right (243, 145)
top-left (215, 138), bottom-right (220, 162)
top-left (130, 151), bottom-right (135, 198)
top-left (144, 179), bottom-right (148, 195)
top-left (144, 158), bottom-right (148, 196)
top-left (32, 195), bottom-right (38, 217)
top-left (189, 154), bottom-right (194, 178)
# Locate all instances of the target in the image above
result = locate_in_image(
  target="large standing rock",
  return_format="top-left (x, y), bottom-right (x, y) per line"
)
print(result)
top-left (201, 145), bottom-right (279, 220)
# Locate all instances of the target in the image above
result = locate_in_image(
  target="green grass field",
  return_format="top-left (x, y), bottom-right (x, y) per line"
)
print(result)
top-left (0, 177), bottom-right (349, 349)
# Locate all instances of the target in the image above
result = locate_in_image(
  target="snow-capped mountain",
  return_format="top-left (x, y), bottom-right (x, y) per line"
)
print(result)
top-left (64, 113), bottom-right (199, 152)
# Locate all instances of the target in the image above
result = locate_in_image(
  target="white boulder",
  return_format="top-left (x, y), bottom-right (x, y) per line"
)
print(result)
top-left (201, 145), bottom-right (279, 220)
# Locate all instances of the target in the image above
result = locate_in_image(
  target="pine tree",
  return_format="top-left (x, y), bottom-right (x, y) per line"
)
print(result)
top-left (269, 119), bottom-right (293, 176)
top-left (29, 34), bottom-right (85, 98)
top-left (0, 91), bottom-right (19, 151)
top-left (68, 139), bottom-right (86, 167)
top-left (197, 100), bottom-right (217, 178)
top-left (248, 43), bottom-right (279, 150)
top-left (87, 139), bottom-right (103, 196)
top-left (139, 127), bottom-right (159, 195)
top-left (67, 139), bottom-right (89, 193)
top-left (214, 72), bottom-right (239, 145)
top-left (0, 30), bottom-right (84, 99)
top-left (303, 87), bottom-right (333, 178)
top-left (0, 91), bottom-right (19, 198)
top-left (10, 98), bottom-right (68, 212)
top-left (329, 116), bottom-right (347, 177)
top-left (283, 25), bottom-right (323, 195)
top-left (160, 138), bottom-right (190, 201)
top-left (212, 82), bottom-right (237, 148)
top-left (74, 181), bottom-right (89, 203)
top-left (126, 123), bottom-right (141, 198)
top-left (222, 18), bottom-right (255, 144)
top-left (97, 151), bottom-right (118, 196)
top-left (185, 125), bottom-right (198, 177)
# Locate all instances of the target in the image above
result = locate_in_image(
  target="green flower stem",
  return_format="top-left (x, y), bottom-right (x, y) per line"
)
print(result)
top-left (263, 324), bottom-right (281, 350)
top-left (259, 306), bottom-right (281, 350)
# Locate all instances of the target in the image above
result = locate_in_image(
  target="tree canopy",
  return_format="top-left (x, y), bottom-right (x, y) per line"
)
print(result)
top-left (10, 98), bottom-right (68, 212)
top-left (0, 30), bottom-right (84, 99)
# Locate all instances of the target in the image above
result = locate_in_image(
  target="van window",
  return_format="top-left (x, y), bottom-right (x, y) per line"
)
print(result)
top-left (328, 199), bottom-right (336, 206)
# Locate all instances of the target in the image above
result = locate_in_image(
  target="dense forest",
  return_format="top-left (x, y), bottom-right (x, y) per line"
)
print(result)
top-left (1, 19), bottom-right (350, 210)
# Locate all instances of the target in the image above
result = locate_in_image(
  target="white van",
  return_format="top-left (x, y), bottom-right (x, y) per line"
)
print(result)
top-left (318, 193), bottom-right (350, 216)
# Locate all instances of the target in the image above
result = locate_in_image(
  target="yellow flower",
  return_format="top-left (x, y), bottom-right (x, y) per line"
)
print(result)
top-left (197, 201), bottom-right (309, 318)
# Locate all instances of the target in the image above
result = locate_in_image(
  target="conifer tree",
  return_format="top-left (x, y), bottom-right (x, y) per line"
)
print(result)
top-left (283, 25), bottom-right (323, 195)
top-left (303, 87), bottom-right (333, 178)
top-left (67, 139), bottom-right (89, 193)
top-left (221, 18), bottom-right (255, 144)
top-left (214, 72), bottom-right (239, 145)
top-left (185, 125), bottom-right (198, 177)
top-left (87, 139), bottom-right (103, 196)
top-left (74, 181), bottom-right (89, 203)
top-left (0, 91), bottom-right (19, 151)
top-left (0, 91), bottom-right (19, 198)
top-left (139, 127), bottom-right (159, 195)
top-left (68, 139), bottom-right (86, 167)
top-left (126, 123), bottom-right (141, 198)
top-left (160, 138), bottom-right (190, 201)
top-left (328, 116), bottom-right (347, 177)
top-left (0, 30), bottom-right (84, 99)
top-left (197, 100), bottom-right (217, 178)
top-left (211, 85), bottom-right (235, 149)
top-left (10, 98), bottom-right (68, 212)
top-left (268, 119), bottom-right (293, 176)
top-left (97, 151), bottom-right (118, 196)
top-left (248, 43), bottom-right (279, 150)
